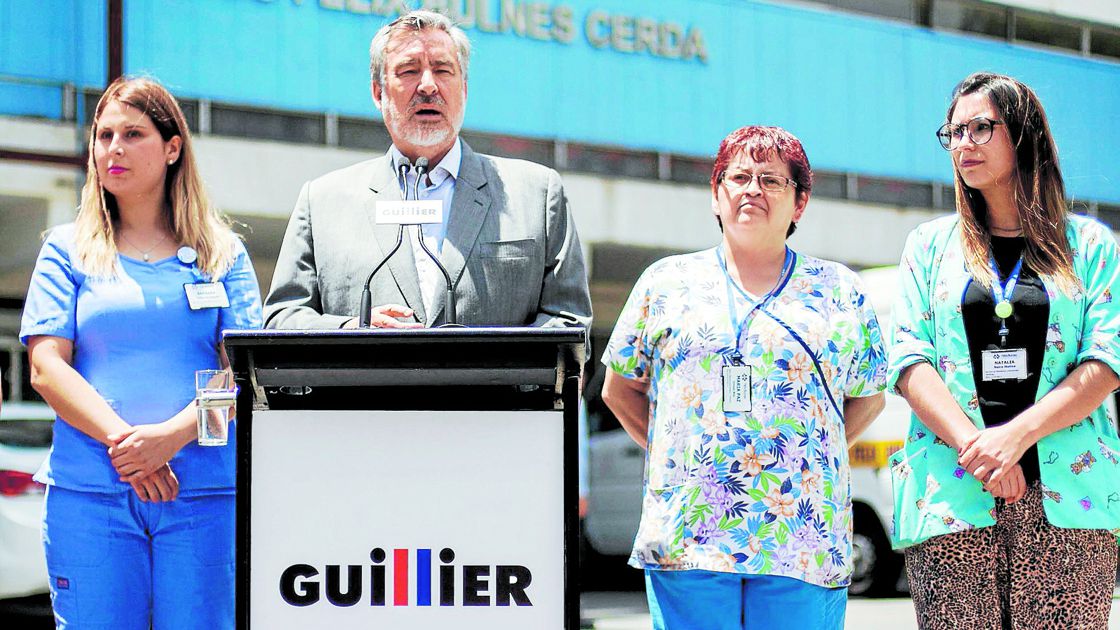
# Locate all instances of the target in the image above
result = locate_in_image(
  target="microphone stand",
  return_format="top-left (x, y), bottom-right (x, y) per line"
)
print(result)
top-left (359, 160), bottom-right (411, 328)
top-left (410, 158), bottom-right (460, 327)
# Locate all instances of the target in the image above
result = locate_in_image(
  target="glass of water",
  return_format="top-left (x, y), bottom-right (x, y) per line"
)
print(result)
top-left (195, 369), bottom-right (236, 446)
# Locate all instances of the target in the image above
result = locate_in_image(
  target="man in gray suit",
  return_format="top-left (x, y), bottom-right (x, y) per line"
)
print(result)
top-left (264, 10), bottom-right (591, 330)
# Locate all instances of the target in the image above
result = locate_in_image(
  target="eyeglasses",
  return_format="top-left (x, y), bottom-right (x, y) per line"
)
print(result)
top-left (721, 171), bottom-right (798, 193)
top-left (936, 117), bottom-right (1004, 150)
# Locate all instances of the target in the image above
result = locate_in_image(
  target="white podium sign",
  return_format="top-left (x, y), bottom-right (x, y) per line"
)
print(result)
top-left (247, 410), bottom-right (565, 629)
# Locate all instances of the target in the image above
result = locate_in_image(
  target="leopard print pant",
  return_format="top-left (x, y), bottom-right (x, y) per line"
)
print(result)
top-left (904, 482), bottom-right (1117, 630)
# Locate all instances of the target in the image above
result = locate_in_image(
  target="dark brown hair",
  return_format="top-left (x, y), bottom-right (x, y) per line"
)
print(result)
top-left (948, 72), bottom-right (1077, 293)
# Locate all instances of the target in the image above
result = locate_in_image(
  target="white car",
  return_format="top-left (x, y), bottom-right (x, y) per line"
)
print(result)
top-left (0, 402), bottom-right (53, 600)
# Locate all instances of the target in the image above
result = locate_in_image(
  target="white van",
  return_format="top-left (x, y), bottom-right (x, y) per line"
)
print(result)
top-left (583, 266), bottom-right (909, 596)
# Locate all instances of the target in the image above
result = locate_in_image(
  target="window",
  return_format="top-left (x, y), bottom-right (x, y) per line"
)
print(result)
top-left (178, 100), bottom-right (200, 134)
top-left (566, 143), bottom-right (658, 179)
top-left (939, 182), bottom-right (958, 210)
top-left (828, 0), bottom-right (921, 23)
top-left (1090, 26), bottom-right (1120, 60)
top-left (812, 171), bottom-right (847, 200)
top-left (931, 0), bottom-right (1008, 39)
top-left (1097, 204), bottom-right (1120, 231)
top-left (460, 132), bottom-right (555, 167)
top-left (854, 176), bottom-right (933, 207)
top-left (1014, 11), bottom-right (1083, 53)
top-left (337, 117), bottom-right (392, 151)
top-left (669, 155), bottom-right (713, 185)
top-left (210, 104), bottom-right (323, 144)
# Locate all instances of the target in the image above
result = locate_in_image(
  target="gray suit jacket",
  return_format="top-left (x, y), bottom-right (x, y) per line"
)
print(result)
top-left (264, 142), bottom-right (592, 330)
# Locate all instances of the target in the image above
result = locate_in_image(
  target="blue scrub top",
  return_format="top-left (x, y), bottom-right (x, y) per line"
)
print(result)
top-left (20, 224), bottom-right (263, 495)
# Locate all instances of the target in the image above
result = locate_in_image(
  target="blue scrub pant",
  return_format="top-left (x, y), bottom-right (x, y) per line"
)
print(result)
top-left (43, 486), bottom-right (235, 630)
top-left (646, 569), bottom-right (847, 630)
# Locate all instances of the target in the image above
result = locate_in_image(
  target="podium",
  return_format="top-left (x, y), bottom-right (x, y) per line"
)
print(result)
top-left (225, 327), bottom-right (585, 630)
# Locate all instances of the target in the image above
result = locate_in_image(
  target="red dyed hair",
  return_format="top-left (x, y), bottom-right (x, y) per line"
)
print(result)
top-left (711, 126), bottom-right (812, 193)
top-left (710, 126), bottom-right (813, 236)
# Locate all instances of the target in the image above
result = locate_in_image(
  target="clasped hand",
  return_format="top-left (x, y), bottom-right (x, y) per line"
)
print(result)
top-left (958, 423), bottom-right (1030, 502)
top-left (108, 423), bottom-right (180, 479)
top-left (108, 424), bottom-right (183, 502)
top-left (128, 464), bottom-right (179, 503)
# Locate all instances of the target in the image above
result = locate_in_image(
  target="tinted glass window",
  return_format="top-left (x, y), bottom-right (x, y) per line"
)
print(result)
top-left (1097, 204), bottom-right (1120, 231)
top-left (211, 104), bottom-right (323, 144)
top-left (931, 0), bottom-right (1008, 39)
top-left (855, 176), bottom-right (933, 207)
top-left (830, 0), bottom-right (917, 22)
top-left (813, 171), bottom-right (847, 200)
top-left (566, 144), bottom-right (658, 179)
top-left (1090, 27), bottom-right (1120, 59)
top-left (1015, 12), bottom-right (1083, 52)
top-left (337, 117), bottom-right (392, 151)
top-left (460, 132), bottom-right (555, 167)
top-left (669, 155), bottom-right (713, 185)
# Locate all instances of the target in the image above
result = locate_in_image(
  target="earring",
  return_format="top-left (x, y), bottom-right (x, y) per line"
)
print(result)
top-left (168, 159), bottom-right (175, 165)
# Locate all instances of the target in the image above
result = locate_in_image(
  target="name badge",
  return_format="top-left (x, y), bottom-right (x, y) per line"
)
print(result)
top-left (184, 282), bottom-right (230, 310)
top-left (375, 199), bottom-right (443, 225)
top-left (722, 365), bottom-right (752, 412)
top-left (981, 348), bottom-right (1027, 381)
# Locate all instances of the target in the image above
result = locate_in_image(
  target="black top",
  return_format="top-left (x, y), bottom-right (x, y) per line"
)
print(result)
top-left (961, 236), bottom-right (1049, 483)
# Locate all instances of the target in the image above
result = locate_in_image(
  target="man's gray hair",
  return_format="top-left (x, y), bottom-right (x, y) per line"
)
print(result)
top-left (369, 10), bottom-right (471, 87)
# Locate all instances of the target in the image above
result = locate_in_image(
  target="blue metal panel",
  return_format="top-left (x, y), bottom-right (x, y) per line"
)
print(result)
top-left (2, 0), bottom-right (1118, 201)
top-left (0, 80), bottom-right (61, 119)
top-left (0, 0), bottom-right (105, 87)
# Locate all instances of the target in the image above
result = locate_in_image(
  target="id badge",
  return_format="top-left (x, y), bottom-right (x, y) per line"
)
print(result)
top-left (981, 348), bottom-right (1027, 381)
top-left (722, 365), bottom-right (752, 412)
top-left (184, 282), bottom-right (230, 310)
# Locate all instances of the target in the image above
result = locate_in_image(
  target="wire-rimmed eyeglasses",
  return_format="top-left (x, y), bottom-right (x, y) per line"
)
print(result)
top-left (721, 171), bottom-right (798, 193)
top-left (936, 117), bottom-right (1004, 150)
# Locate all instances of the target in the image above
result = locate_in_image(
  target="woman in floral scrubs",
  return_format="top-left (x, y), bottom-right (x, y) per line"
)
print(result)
top-left (889, 73), bottom-right (1120, 628)
top-left (602, 126), bottom-right (887, 630)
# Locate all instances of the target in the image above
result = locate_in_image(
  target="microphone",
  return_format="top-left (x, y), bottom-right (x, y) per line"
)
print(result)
top-left (396, 157), bottom-right (412, 196)
top-left (359, 158), bottom-right (411, 328)
top-left (412, 156), bottom-right (428, 202)
top-left (410, 158), bottom-right (460, 326)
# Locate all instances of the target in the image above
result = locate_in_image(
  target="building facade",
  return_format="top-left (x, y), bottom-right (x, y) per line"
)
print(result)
top-left (2, 0), bottom-right (1119, 400)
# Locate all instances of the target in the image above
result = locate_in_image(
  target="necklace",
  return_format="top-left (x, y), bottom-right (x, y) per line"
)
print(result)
top-left (119, 229), bottom-right (170, 262)
top-left (989, 224), bottom-right (1023, 235)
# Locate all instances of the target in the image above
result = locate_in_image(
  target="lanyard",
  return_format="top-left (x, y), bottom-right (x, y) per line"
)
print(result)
top-left (988, 254), bottom-right (1023, 346)
top-left (716, 246), bottom-right (795, 365)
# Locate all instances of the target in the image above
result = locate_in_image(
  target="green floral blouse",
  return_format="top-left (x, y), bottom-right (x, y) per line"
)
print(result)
top-left (888, 214), bottom-right (1120, 549)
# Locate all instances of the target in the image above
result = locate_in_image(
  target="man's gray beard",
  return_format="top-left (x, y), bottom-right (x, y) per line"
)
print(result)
top-left (382, 92), bottom-right (464, 148)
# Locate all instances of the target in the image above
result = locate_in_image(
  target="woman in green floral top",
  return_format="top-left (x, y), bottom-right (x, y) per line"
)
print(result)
top-left (602, 126), bottom-right (887, 630)
top-left (889, 73), bottom-right (1120, 629)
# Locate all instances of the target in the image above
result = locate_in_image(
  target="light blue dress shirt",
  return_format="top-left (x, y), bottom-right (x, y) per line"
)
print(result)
top-left (388, 139), bottom-right (462, 318)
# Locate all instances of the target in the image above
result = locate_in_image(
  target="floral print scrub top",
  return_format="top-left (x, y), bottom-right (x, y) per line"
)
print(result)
top-left (604, 246), bottom-right (887, 588)
top-left (888, 215), bottom-right (1120, 549)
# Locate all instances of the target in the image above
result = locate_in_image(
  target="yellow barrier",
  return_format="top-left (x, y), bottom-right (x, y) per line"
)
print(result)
top-left (848, 440), bottom-right (905, 468)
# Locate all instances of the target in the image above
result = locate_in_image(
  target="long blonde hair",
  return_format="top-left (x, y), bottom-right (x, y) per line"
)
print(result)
top-left (75, 76), bottom-right (237, 278)
top-left (947, 72), bottom-right (1078, 294)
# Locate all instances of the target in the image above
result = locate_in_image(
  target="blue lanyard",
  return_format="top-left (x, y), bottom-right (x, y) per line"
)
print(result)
top-left (716, 246), bottom-right (795, 364)
top-left (988, 254), bottom-right (1023, 344)
top-left (989, 255), bottom-right (1023, 307)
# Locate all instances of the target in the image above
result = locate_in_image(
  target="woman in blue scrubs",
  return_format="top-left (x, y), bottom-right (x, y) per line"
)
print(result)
top-left (21, 76), bottom-right (262, 629)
